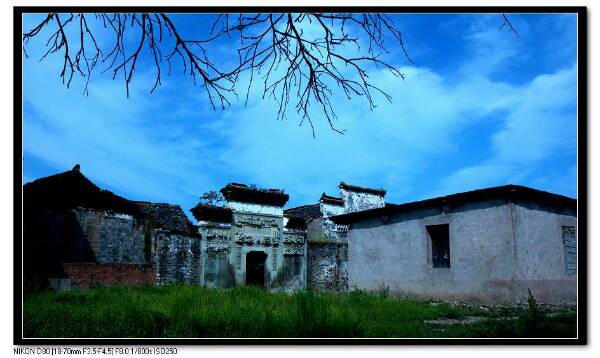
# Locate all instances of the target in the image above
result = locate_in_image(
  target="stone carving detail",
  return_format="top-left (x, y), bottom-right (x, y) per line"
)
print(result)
top-left (272, 232), bottom-right (280, 247)
top-left (206, 244), bottom-right (230, 254)
top-left (257, 236), bottom-right (272, 246)
top-left (206, 233), bottom-right (231, 253)
top-left (234, 231), bottom-right (254, 245)
top-left (206, 233), bottom-right (229, 241)
top-left (284, 245), bottom-right (304, 256)
top-left (234, 231), bottom-right (283, 247)
top-left (235, 214), bottom-right (278, 228)
top-left (283, 233), bottom-right (305, 245)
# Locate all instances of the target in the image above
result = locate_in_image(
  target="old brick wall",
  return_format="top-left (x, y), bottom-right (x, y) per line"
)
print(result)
top-left (307, 242), bottom-right (348, 291)
top-left (24, 207), bottom-right (148, 290)
top-left (74, 208), bottom-right (146, 264)
top-left (61, 263), bottom-right (155, 289)
top-left (154, 232), bottom-right (201, 285)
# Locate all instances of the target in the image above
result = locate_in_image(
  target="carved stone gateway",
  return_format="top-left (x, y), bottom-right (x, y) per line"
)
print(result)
top-left (233, 231), bottom-right (253, 245)
top-left (206, 233), bottom-right (231, 254)
top-left (191, 183), bottom-right (306, 291)
top-left (235, 214), bottom-right (279, 228)
top-left (283, 245), bottom-right (304, 256)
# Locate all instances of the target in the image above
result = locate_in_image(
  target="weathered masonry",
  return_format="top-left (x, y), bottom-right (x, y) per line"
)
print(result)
top-left (23, 166), bottom-right (155, 290)
top-left (136, 202), bottom-right (201, 285)
top-left (23, 165), bottom-right (579, 304)
top-left (191, 183), bottom-right (307, 291)
top-left (331, 185), bottom-right (578, 304)
top-left (285, 182), bottom-right (387, 291)
top-left (23, 166), bottom-right (202, 290)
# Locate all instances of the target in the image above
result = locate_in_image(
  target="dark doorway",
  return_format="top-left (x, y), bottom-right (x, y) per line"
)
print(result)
top-left (245, 251), bottom-right (268, 287)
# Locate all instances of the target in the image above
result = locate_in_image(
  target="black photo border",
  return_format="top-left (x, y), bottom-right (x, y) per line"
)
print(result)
top-left (13, 5), bottom-right (588, 346)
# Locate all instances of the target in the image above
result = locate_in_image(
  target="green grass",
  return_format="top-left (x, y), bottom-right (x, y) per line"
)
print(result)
top-left (23, 285), bottom-right (577, 338)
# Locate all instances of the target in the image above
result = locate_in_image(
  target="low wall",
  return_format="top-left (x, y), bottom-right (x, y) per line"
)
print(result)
top-left (307, 242), bottom-right (348, 291)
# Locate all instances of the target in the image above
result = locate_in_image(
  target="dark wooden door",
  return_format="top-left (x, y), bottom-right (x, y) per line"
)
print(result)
top-left (245, 251), bottom-right (267, 288)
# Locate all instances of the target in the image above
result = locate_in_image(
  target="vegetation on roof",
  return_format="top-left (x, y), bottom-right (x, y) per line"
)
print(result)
top-left (220, 183), bottom-right (289, 206)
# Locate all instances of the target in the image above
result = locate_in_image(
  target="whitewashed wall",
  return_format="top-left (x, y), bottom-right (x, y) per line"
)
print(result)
top-left (340, 189), bottom-right (385, 213)
top-left (227, 201), bottom-right (284, 216)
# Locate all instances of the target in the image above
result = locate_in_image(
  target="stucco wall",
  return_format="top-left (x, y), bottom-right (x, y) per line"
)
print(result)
top-left (510, 200), bottom-right (577, 303)
top-left (347, 198), bottom-right (577, 304)
top-left (349, 200), bottom-right (516, 303)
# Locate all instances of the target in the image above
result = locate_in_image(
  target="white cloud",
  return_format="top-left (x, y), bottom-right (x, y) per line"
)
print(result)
top-left (216, 65), bottom-right (524, 205)
top-left (430, 64), bottom-right (577, 198)
top-left (22, 13), bottom-right (578, 213)
top-left (492, 65), bottom-right (577, 164)
top-left (23, 44), bottom-right (225, 209)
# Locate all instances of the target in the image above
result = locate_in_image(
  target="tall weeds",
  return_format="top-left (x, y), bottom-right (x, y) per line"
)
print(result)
top-left (23, 285), bottom-right (576, 338)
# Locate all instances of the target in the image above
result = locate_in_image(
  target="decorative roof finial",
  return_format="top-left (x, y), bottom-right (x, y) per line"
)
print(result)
top-left (72, 164), bottom-right (80, 172)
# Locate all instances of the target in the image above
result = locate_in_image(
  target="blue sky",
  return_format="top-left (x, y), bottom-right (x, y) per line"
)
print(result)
top-left (22, 13), bottom-right (578, 217)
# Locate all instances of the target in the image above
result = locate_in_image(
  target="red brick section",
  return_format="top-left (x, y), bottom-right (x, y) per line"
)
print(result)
top-left (61, 263), bottom-right (156, 289)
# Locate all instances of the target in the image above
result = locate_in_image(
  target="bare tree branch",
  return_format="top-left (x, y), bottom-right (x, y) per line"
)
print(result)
top-left (23, 13), bottom-right (515, 136)
top-left (500, 14), bottom-right (519, 37)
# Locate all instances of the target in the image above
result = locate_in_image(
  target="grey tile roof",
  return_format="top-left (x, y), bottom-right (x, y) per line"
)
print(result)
top-left (23, 165), bottom-right (142, 217)
top-left (189, 204), bottom-right (233, 223)
top-left (284, 203), bottom-right (321, 220)
top-left (220, 183), bottom-right (289, 206)
top-left (339, 181), bottom-right (386, 196)
top-left (136, 202), bottom-right (197, 236)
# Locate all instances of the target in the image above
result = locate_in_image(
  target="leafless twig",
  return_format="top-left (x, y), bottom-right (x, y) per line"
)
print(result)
top-left (23, 13), bottom-right (415, 135)
top-left (499, 14), bottom-right (519, 37)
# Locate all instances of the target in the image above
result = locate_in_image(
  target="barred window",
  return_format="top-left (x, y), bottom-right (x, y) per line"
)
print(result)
top-left (562, 226), bottom-right (577, 275)
top-left (427, 224), bottom-right (450, 268)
